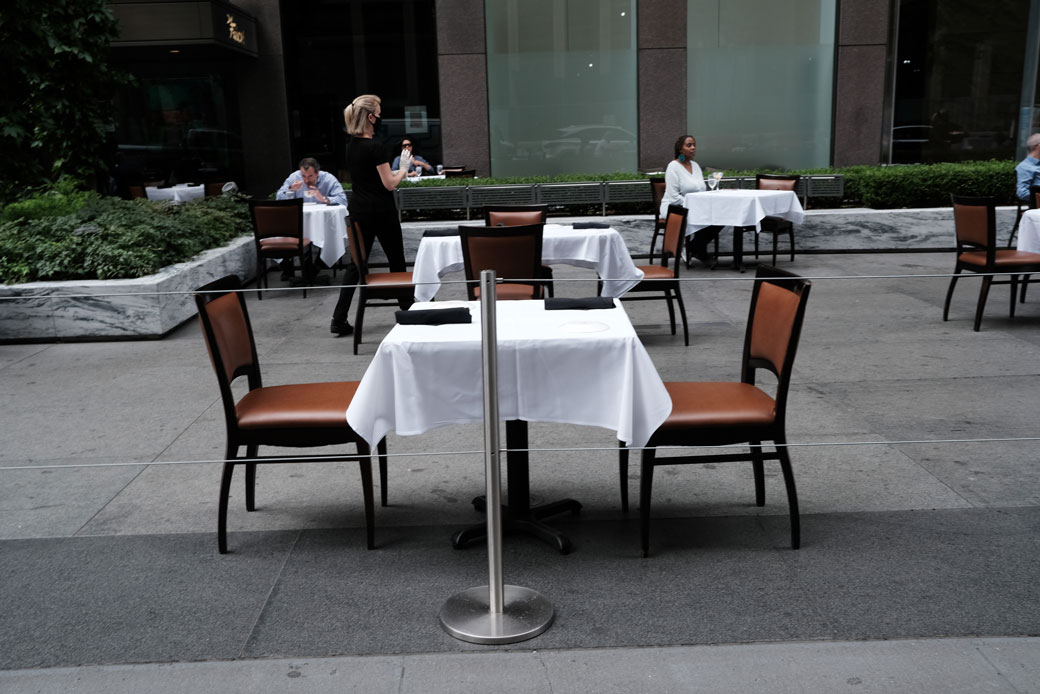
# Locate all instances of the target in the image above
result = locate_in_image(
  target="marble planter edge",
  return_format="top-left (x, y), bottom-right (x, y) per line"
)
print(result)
top-left (0, 236), bottom-right (256, 343)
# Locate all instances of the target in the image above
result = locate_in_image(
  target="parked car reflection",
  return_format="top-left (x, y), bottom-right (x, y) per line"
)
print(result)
top-left (542, 125), bottom-right (637, 159)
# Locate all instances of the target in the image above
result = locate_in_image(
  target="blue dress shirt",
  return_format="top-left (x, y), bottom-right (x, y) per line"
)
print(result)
top-left (276, 170), bottom-right (347, 207)
top-left (1016, 155), bottom-right (1040, 201)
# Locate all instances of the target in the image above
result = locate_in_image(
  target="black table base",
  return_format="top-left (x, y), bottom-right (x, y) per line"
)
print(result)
top-left (451, 420), bottom-right (582, 554)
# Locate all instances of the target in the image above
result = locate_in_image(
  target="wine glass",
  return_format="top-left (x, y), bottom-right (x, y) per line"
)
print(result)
top-left (707, 174), bottom-right (718, 192)
top-left (711, 171), bottom-right (723, 191)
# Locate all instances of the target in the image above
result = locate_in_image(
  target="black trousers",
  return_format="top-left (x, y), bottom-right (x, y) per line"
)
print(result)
top-left (686, 225), bottom-right (723, 256)
top-left (332, 209), bottom-right (411, 323)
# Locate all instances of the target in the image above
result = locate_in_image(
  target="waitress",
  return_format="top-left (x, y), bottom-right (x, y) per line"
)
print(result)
top-left (661, 134), bottom-right (721, 268)
top-left (331, 94), bottom-right (414, 336)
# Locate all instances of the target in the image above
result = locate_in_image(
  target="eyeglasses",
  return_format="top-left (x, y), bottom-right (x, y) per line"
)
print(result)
top-left (402, 143), bottom-right (413, 148)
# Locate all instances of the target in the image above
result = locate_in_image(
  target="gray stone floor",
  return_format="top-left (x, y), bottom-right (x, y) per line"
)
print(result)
top-left (1, 218), bottom-right (1039, 692)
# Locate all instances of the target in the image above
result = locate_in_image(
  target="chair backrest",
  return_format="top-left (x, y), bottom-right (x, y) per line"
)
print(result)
top-left (741, 266), bottom-right (812, 419)
top-left (127, 185), bottom-right (147, 200)
top-left (756, 174), bottom-right (800, 192)
top-left (345, 216), bottom-right (369, 278)
top-left (659, 204), bottom-right (689, 276)
top-left (459, 223), bottom-right (544, 300)
top-left (205, 182), bottom-right (226, 198)
top-left (950, 194), bottom-right (997, 261)
top-left (1029, 185), bottom-right (1040, 210)
top-left (194, 275), bottom-right (262, 428)
top-left (248, 198), bottom-right (304, 243)
top-left (484, 204), bottom-right (548, 227)
top-left (649, 178), bottom-right (666, 218)
top-left (445, 168), bottom-right (476, 178)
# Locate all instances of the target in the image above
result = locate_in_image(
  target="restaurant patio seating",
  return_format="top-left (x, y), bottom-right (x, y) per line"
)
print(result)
top-left (944, 194), bottom-right (1040, 331)
top-left (620, 204), bottom-right (690, 346)
top-left (620, 266), bottom-right (811, 557)
top-left (753, 174), bottom-right (800, 264)
top-left (460, 223), bottom-right (544, 300)
top-left (715, 174), bottom-right (800, 267)
top-left (484, 204), bottom-right (554, 296)
top-left (194, 275), bottom-right (387, 554)
top-left (346, 216), bottom-right (415, 355)
top-left (648, 177), bottom-right (666, 262)
top-left (248, 198), bottom-right (312, 300)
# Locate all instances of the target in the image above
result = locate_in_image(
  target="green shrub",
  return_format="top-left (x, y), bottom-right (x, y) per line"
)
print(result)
top-left (0, 193), bottom-right (251, 284)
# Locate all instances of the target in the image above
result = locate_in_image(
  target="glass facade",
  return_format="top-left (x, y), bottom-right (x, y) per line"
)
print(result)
top-left (281, 0), bottom-right (440, 184)
top-left (686, 0), bottom-right (836, 171)
top-left (112, 74), bottom-right (243, 190)
top-left (486, 0), bottom-right (638, 177)
top-left (892, 0), bottom-right (1030, 164)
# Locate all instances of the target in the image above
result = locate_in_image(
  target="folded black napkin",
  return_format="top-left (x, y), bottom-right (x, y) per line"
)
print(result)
top-left (544, 297), bottom-right (616, 310)
top-left (422, 227), bottom-right (460, 238)
top-left (395, 307), bottom-right (472, 325)
top-left (571, 221), bottom-right (610, 229)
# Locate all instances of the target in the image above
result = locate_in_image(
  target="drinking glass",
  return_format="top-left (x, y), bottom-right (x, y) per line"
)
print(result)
top-left (707, 176), bottom-right (718, 192)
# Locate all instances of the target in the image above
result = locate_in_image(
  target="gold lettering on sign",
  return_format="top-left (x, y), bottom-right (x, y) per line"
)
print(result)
top-left (226, 14), bottom-right (245, 45)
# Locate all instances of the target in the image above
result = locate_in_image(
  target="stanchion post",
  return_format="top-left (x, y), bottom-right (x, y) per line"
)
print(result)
top-left (439, 270), bottom-right (554, 644)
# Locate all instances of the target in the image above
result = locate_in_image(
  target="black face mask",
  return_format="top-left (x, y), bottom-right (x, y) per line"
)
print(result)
top-left (370, 115), bottom-right (382, 132)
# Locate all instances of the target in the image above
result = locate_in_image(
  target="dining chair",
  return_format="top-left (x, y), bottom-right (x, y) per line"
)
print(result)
top-left (459, 223), bottom-right (544, 300)
top-left (204, 182), bottom-right (226, 198)
top-left (944, 194), bottom-right (1040, 331)
top-left (127, 185), bottom-right (147, 200)
top-left (620, 266), bottom-right (811, 557)
top-left (346, 216), bottom-right (415, 355)
top-left (194, 275), bottom-right (388, 554)
top-left (620, 204), bottom-right (690, 346)
top-left (1007, 185), bottom-right (1040, 248)
top-left (248, 198), bottom-right (311, 300)
top-left (444, 168), bottom-right (476, 178)
top-left (484, 204), bottom-right (554, 297)
top-left (648, 177), bottom-right (666, 262)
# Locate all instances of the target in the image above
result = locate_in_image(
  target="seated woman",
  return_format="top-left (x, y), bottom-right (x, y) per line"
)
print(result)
top-left (661, 134), bottom-right (721, 268)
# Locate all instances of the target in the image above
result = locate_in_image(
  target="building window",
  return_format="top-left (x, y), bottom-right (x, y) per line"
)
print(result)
top-left (892, 0), bottom-right (1029, 164)
top-left (486, 0), bottom-right (638, 177)
top-left (281, 0), bottom-right (440, 184)
top-left (686, 0), bottom-right (836, 171)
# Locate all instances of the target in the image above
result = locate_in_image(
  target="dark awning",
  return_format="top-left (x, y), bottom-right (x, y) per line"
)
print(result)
top-left (108, 0), bottom-right (258, 58)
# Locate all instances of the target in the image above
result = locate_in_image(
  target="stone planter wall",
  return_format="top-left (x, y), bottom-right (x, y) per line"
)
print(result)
top-left (0, 236), bottom-right (256, 342)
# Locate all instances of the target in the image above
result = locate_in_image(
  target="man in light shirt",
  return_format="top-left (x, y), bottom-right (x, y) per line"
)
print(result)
top-left (1015, 133), bottom-right (1040, 202)
top-left (276, 157), bottom-right (347, 206)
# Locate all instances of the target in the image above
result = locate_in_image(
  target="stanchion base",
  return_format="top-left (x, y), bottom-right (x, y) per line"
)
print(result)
top-left (439, 585), bottom-right (554, 644)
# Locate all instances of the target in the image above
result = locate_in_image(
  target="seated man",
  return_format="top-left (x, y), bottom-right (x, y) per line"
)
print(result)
top-left (274, 157), bottom-right (345, 280)
top-left (391, 139), bottom-right (434, 177)
top-left (1016, 133), bottom-right (1040, 202)
top-left (277, 157), bottom-right (347, 206)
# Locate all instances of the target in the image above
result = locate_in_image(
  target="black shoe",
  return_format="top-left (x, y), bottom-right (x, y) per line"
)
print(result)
top-left (330, 320), bottom-right (353, 336)
top-left (280, 270), bottom-right (294, 282)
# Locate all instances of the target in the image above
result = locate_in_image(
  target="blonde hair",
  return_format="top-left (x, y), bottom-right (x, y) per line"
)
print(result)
top-left (344, 94), bottom-right (381, 136)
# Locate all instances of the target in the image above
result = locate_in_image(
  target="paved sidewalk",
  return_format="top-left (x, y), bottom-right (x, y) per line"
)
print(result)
top-left (1, 224), bottom-right (1039, 691)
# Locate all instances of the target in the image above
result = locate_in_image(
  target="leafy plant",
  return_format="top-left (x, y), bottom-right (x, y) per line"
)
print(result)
top-left (0, 0), bottom-right (129, 203)
top-left (0, 193), bottom-right (251, 284)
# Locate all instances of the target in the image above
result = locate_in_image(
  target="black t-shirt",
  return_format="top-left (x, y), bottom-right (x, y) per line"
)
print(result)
top-left (347, 137), bottom-right (394, 214)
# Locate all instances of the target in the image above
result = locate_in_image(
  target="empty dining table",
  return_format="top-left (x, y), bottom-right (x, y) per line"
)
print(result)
top-left (345, 298), bottom-right (672, 553)
top-left (684, 189), bottom-right (805, 270)
top-left (411, 223), bottom-right (644, 302)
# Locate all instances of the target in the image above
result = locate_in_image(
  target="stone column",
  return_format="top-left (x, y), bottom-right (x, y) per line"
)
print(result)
top-left (436, 0), bottom-right (491, 176)
top-left (637, 0), bottom-right (686, 172)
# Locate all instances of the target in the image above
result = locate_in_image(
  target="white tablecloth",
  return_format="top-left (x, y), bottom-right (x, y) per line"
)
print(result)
top-left (684, 189), bottom-right (805, 234)
top-left (411, 224), bottom-right (644, 302)
top-left (345, 300), bottom-right (671, 448)
top-left (302, 203), bottom-right (348, 267)
top-left (145, 184), bottom-right (205, 204)
top-left (1017, 209), bottom-right (1040, 254)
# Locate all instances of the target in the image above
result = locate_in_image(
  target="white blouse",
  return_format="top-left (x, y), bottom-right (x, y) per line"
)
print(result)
top-left (660, 159), bottom-right (705, 219)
